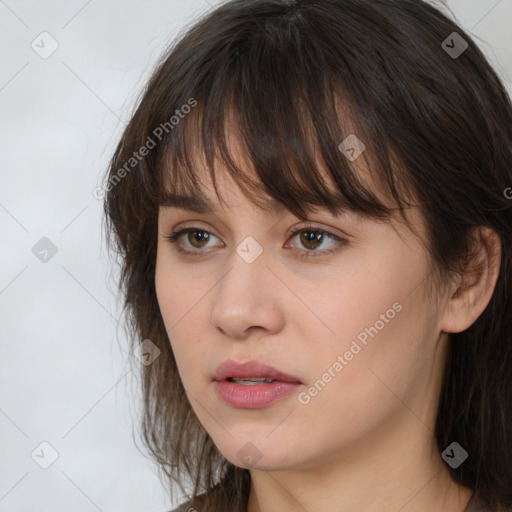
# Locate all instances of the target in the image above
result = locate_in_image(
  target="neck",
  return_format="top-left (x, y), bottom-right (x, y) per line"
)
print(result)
top-left (246, 412), bottom-right (473, 512)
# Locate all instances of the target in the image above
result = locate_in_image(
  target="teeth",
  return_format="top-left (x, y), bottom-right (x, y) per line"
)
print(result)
top-left (231, 378), bottom-right (275, 384)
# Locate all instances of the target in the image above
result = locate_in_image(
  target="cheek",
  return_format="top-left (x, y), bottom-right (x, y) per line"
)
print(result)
top-left (155, 247), bottom-right (210, 328)
top-left (155, 257), bottom-right (203, 377)
top-left (304, 263), bottom-right (406, 357)
top-left (301, 256), bottom-right (430, 403)
top-left (292, 305), bottom-right (428, 457)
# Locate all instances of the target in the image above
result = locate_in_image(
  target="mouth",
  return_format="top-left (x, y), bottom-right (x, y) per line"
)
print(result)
top-left (213, 359), bottom-right (303, 409)
top-left (213, 359), bottom-right (303, 384)
top-left (225, 377), bottom-right (277, 385)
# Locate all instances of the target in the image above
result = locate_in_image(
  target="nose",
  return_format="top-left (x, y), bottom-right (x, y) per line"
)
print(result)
top-left (209, 246), bottom-right (286, 340)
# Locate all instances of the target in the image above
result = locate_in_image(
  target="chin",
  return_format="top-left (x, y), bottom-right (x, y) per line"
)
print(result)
top-left (215, 437), bottom-right (304, 472)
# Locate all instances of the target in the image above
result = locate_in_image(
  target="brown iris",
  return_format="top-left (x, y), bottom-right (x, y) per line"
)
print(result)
top-left (299, 230), bottom-right (323, 250)
top-left (187, 230), bottom-right (210, 248)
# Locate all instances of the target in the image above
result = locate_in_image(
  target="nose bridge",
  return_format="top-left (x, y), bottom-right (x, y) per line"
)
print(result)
top-left (209, 236), bottom-right (285, 338)
top-left (215, 236), bottom-right (270, 309)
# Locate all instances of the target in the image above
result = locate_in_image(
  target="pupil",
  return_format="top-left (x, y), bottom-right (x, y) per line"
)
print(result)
top-left (189, 230), bottom-right (209, 247)
top-left (301, 231), bottom-right (322, 249)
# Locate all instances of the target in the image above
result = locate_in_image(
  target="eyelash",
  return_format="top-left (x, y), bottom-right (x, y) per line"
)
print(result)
top-left (163, 224), bottom-right (346, 260)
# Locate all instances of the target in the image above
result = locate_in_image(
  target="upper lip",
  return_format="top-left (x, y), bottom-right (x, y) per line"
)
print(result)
top-left (214, 359), bottom-right (302, 383)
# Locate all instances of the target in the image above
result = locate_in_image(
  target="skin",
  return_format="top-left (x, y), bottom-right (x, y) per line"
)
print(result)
top-left (154, 141), bottom-right (501, 512)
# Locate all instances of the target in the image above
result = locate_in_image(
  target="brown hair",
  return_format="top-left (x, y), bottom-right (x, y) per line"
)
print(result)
top-left (103, 0), bottom-right (512, 510)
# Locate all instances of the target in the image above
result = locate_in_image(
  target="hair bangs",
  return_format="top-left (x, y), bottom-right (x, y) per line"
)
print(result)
top-left (154, 65), bottom-right (415, 228)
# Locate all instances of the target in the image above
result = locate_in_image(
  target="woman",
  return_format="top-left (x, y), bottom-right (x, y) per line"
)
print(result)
top-left (103, 0), bottom-right (512, 510)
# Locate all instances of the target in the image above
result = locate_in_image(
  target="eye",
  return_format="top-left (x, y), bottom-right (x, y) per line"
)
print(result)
top-left (164, 227), bottom-right (221, 255)
top-left (286, 223), bottom-right (346, 259)
top-left (163, 223), bottom-right (346, 259)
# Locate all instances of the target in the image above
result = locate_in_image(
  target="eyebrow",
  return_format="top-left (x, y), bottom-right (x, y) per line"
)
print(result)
top-left (159, 191), bottom-right (288, 216)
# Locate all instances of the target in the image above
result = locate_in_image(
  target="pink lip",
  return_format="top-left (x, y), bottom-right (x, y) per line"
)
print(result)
top-left (213, 359), bottom-right (302, 383)
top-left (213, 360), bottom-right (303, 409)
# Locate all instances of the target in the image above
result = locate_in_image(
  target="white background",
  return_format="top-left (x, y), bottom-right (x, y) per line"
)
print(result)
top-left (0, 1), bottom-right (511, 511)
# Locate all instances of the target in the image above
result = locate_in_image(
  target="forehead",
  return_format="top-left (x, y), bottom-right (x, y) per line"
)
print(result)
top-left (157, 172), bottom-right (389, 231)
top-left (159, 188), bottom-right (287, 216)
top-left (158, 157), bottom-right (360, 222)
top-left (157, 138), bottom-right (428, 251)
top-left (157, 104), bottom-right (412, 228)
top-left (159, 123), bottom-right (378, 220)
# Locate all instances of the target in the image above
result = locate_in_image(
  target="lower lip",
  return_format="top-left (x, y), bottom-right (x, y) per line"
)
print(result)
top-left (214, 380), bottom-right (302, 409)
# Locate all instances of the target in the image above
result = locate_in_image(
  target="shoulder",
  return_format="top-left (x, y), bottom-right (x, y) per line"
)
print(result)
top-left (167, 505), bottom-right (197, 512)
top-left (167, 499), bottom-right (204, 512)
top-left (166, 489), bottom-right (213, 512)
top-left (465, 493), bottom-right (512, 512)
top-left (167, 503), bottom-right (191, 512)
top-left (166, 501), bottom-right (203, 512)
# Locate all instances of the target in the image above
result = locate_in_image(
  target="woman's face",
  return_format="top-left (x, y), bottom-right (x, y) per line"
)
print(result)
top-left (154, 151), bottom-right (450, 472)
